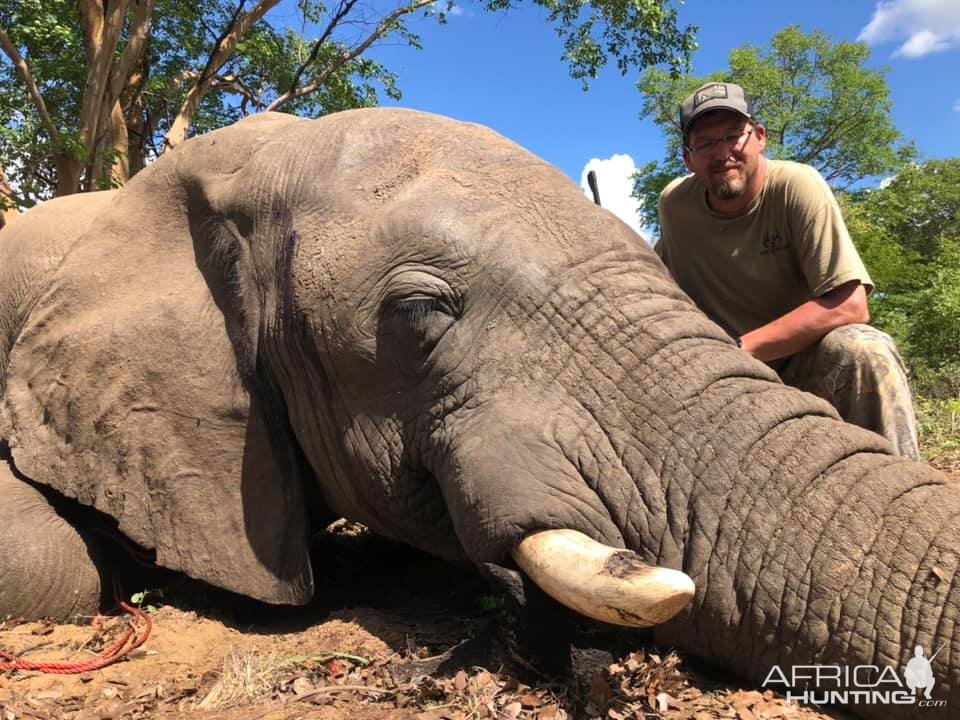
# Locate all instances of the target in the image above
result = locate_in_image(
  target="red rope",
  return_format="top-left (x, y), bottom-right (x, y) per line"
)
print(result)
top-left (0, 602), bottom-right (152, 675)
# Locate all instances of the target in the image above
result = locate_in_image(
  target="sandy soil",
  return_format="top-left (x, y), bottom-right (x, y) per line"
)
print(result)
top-left (4, 457), bottom-right (956, 720)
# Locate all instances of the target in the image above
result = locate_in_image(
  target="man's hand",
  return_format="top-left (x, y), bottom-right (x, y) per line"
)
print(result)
top-left (740, 281), bottom-right (869, 362)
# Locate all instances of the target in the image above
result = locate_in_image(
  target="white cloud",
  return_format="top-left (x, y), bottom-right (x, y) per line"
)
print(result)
top-left (859, 0), bottom-right (960, 59)
top-left (893, 29), bottom-right (952, 57)
top-left (954, 98), bottom-right (960, 112)
top-left (447, 4), bottom-right (473, 17)
top-left (580, 154), bottom-right (651, 244)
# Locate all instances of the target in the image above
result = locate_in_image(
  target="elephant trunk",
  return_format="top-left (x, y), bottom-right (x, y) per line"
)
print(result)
top-left (426, 260), bottom-right (958, 717)
top-left (538, 275), bottom-right (960, 716)
top-left (644, 351), bottom-right (960, 718)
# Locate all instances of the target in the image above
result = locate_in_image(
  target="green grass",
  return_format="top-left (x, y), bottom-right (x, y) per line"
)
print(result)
top-left (915, 395), bottom-right (960, 469)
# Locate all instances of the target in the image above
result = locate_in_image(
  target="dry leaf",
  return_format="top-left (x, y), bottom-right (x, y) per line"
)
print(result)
top-left (655, 692), bottom-right (671, 711)
top-left (29, 689), bottom-right (63, 702)
top-left (755, 702), bottom-right (789, 718)
top-left (474, 672), bottom-right (495, 691)
top-left (503, 701), bottom-right (522, 720)
top-left (737, 707), bottom-right (758, 720)
top-left (729, 690), bottom-right (763, 707)
top-left (538, 703), bottom-right (559, 720)
top-left (520, 693), bottom-right (542, 708)
top-left (454, 671), bottom-right (468, 693)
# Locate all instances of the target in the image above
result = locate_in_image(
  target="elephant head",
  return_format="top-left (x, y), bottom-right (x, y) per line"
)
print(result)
top-left (1, 109), bottom-right (956, 718)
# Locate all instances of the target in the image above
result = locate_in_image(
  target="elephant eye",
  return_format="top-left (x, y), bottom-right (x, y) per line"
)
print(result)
top-left (382, 294), bottom-right (458, 356)
top-left (393, 296), bottom-right (456, 323)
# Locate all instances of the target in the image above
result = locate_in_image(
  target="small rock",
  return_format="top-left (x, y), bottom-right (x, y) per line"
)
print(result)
top-left (292, 677), bottom-right (313, 696)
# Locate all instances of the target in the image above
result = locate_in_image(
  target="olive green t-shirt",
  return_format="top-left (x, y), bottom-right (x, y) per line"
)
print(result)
top-left (654, 159), bottom-right (873, 338)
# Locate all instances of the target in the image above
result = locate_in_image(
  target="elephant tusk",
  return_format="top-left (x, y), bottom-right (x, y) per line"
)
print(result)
top-left (511, 529), bottom-right (695, 628)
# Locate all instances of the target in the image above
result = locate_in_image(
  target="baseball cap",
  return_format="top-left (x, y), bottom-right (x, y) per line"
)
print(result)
top-left (680, 82), bottom-right (755, 137)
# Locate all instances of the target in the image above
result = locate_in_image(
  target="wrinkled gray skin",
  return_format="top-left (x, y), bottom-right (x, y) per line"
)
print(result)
top-left (0, 110), bottom-right (956, 719)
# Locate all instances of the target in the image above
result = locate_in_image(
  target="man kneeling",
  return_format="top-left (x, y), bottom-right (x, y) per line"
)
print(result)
top-left (655, 81), bottom-right (919, 460)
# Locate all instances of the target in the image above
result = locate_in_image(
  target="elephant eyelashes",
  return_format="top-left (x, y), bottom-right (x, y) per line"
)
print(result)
top-left (382, 296), bottom-right (457, 355)
top-left (394, 296), bottom-right (456, 322)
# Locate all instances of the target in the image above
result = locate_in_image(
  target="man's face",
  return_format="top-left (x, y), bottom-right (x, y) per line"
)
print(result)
top-left (683, 111), bottom-right (766, 202)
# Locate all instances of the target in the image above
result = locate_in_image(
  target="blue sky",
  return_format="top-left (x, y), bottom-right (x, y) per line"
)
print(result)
top-left (336, 0), bottom-right (960, 237)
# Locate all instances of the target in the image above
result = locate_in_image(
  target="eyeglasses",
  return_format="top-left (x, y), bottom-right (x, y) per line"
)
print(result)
top-left (685, 126), bottom-right (755, 156)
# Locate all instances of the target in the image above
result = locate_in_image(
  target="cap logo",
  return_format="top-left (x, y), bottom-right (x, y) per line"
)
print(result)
top-left (694, 84), bottom-right (728, 108)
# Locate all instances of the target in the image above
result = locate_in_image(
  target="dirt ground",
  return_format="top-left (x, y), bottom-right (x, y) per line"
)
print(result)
top-left (3, 458), bottom-right (957, 720)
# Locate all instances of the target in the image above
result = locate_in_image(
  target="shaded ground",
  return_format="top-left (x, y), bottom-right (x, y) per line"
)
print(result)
top-left (3, 457), bottom-right (957, 720)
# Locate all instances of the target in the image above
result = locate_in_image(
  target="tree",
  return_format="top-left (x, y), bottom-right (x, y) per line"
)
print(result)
top-left (633, 26), bottom-right (914, 236)
top-left (841, 159), bottom-right (960, 393)
top-left (0, 0), bottom-right (697, 215)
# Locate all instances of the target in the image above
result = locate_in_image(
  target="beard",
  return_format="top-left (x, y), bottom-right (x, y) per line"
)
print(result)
top-left (709, 163), bottom-right (747, 199)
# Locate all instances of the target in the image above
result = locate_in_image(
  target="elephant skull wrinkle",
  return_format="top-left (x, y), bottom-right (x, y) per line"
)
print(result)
top-left (512, 529), bottom-right (695, 628)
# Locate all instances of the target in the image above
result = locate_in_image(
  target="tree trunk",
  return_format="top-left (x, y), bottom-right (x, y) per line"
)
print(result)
top-left (90, 100), bottom-right (130, 189)
top-left (123, 65), bottom-right (149, 178)
top-left (0, 169), bottom-right (18, 228)
top-left (56, 154), bottom-right (84, 196)
top-left (69, 0), bottom-right (139, 194)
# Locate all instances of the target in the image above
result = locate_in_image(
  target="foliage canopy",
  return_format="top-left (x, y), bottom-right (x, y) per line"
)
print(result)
top-left (0, 0), bottom-right (696, 212)
top-left (841, 159), bottom-right (960, 394)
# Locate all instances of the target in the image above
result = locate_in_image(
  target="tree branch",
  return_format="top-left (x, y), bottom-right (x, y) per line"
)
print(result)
top-left (280, 0), bottom-right (359, 98)
top-left (110, 0), bottom-right (156, 101)
top-left (164, 0), bottom-right (283, 150)
top-left (266, 0), bottom-right (434, 112)
top-left (0, 26), bottom-right (60, 143)
top-left (211, 73), bottom-right (261, 108)
top-left (794, 98), bottom-right (869, 167)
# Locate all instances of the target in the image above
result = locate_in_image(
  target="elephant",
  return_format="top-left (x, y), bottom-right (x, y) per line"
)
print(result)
top-left (0, 108), bottom-right (957, 719)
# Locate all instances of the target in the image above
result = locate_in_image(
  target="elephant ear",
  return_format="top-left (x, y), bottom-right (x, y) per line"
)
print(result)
top-left (1, 119), bottom-right (315, 605)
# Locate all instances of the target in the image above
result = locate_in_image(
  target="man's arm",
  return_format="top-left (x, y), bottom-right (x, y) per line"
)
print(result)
top-left (739, 280), bottom-right (869, 362)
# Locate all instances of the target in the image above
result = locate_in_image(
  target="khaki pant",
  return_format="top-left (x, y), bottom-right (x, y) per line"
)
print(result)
top-left (779, 324), bottom-right (920, 461)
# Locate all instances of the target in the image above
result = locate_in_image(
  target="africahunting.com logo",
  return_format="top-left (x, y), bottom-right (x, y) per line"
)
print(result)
top-left (762, 644), bottom-right (947, 708)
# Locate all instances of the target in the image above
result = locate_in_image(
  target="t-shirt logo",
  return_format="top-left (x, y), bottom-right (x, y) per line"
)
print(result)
top-left (760, 231), bottom-right (790, 255)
